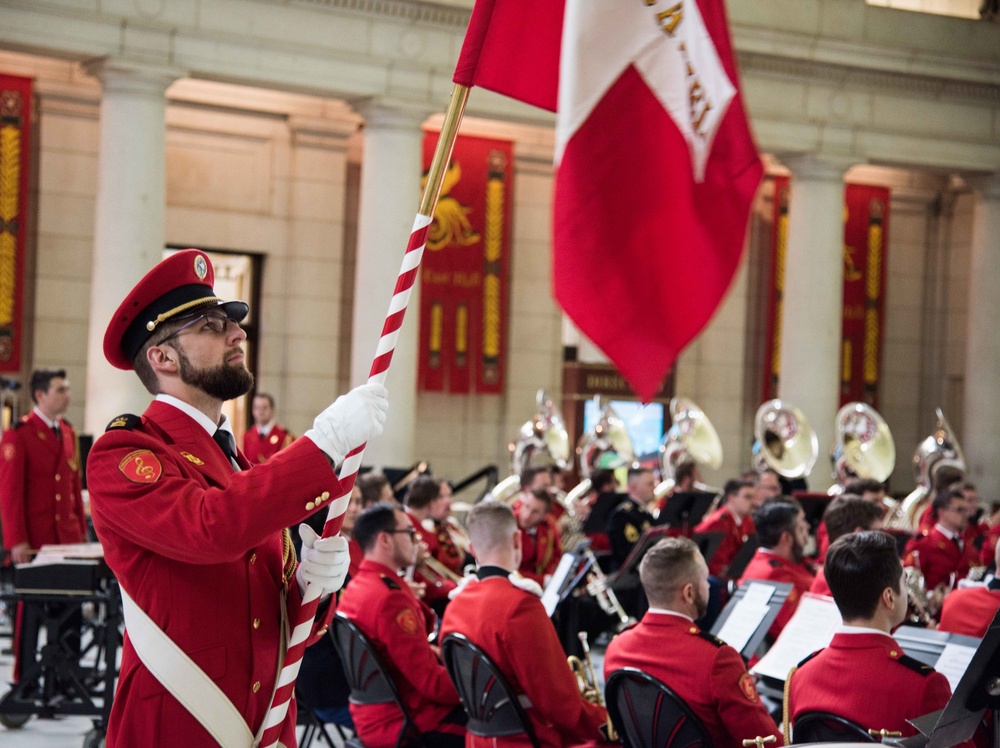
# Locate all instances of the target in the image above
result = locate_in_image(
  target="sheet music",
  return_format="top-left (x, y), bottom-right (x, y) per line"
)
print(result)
top-left (32, 542), bottom-right (104, 563)
top-left (934, 643), bottom-right (977, 692)
top-left (751, 593), bottom-right (842, 681)
top-left (715, 583), bottom-right (775, 652)
top-left (541, 553), bottom-right (577, 617)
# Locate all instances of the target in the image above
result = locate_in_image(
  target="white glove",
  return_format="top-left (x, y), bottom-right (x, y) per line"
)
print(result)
top-left (296, 524), bottom-right (350, 597)
top-left (305, 383), bottom-right (389, 463)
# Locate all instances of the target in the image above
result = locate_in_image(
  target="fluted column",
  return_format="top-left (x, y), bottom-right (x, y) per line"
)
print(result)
top-left (350, 101), bottom-right (429, 469)
top-left (962, 173), bottom-right (1000, 500)
top-left (778, 155), bottom-right (851, 489)
top-left (83, 58), bottom-right (182, 434)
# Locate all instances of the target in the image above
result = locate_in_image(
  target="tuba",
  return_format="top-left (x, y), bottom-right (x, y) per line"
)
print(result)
top-left (829, 401), bottom-right (896, 488)
top-left (752, 399), bottom-right (819, 480)
top-left (487, 389), bottom-right (571, 503)
top-left (894, 408), bottom-right (966, 531)
top-left (654, 397), bottom-right (723, 499)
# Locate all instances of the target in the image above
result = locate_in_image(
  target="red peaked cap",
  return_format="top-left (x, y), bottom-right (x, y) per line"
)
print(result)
top-left (103, 249), bottom-right (249, 370)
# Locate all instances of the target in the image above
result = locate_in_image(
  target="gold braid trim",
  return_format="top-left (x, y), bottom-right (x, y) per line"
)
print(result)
top-left (281, 528), bottom-right (296, 588)
top-left (145, 297), bottom-right (224, 332)
top-left (782, 665), bottom-right (797, 745)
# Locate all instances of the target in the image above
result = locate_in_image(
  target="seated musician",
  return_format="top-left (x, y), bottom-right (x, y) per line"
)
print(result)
top-left (606, 467), bottom-right (655, 571)
top-left (357, 471), bottom-right (394, 508)
top-left (739, 498), bottom-right (815, 638)
top-left (604, 537), bottom-right (783, 748)
top-left (905, 487), bottom-right (979, 591)
top-left (694, 478), bottom-right (755, 577)
top-left (573, 468), bottom-right (615, 554)
top-left (654, 460), bottom-right (698, 515)
top-left (815, 478), bottom-right (886, 561)
top-left (919, 481), bottom-right (989, 559)
top-left (915, 465), bottom-right (967, 534)
top-left (752, 469), bottom-right (782, 507)
top-left (514, 488), bottom-right (563, 585)
top-left (337, 502), bottom-right (466, 748)
top-left (788, 531), bottom-right (961, 741)
top-left (513, 466), bottom-right (553, 510)
top-left (939, 538), bottom-right (1000, 638)
top-left (810, 496), bottom-right (884, 596)
top-left (441, 501), bottom-right (611, 747)
top-left (405, 475), bottom-right (462, 612)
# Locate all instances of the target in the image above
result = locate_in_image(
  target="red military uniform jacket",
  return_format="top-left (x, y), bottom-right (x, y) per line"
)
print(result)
top-left (790, 631), bottom-right (953, 739)
top-left (409, 511), bottom-right (458, 603)
top-left (939, 581), bottom-right (1000, 638)
top-left (904, 525), bottom-right (977, 591)
top-left (516, 511), bottom-right (563, 585)
top-left (694, 507), bottom-right (754, 577)
top-left (441, 569), bottom-right (608, 747)
top-left (815, 521), bottom-right (830, 563)
top-left (604, 611), bottom-right (782, 748)
top-left (0, 411), bottom-right (86, 552)
top-left (739, 549), bottom-right (815, 639)
top-left (809, 567), bottom-right (832, 597)
top-left (337, 559), bottom-right (461, 748)
top-left (87, 399), bottom-right (339, 747)
top-left (242, 423), bottom-right (294, 465)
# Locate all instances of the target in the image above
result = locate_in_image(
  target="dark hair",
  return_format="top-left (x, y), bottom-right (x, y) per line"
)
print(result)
top-left (823, 496), bottom-right (884, 544)
top-left (723, 478), bottom-right (753, 502)
top-left (590, 469), bottom-right (616, 494)
top-left (404, 475), bottom-right (442, 510)
top-left (752, 498), bottom-right (801, 548)
top-left (357, 472), bottom-right (390, 508)
top-left (825, 531), bottom-right (901, 620)
top-left (932, 465), bottom-right (965, 493)
top-left (29, 368), bottom-right (66, 403)
top-left (639, 537), bottom-right (702, 605)
top-left (254, 392), bottom-right (275, 408)
top-left (132, 315), bottom-right (189, 395)
top-left (628, 467), bottom-right (653, 482)
top-left (843, 477), bottom-right (884, 496)
top-left (519, 466), bottom-right (550, 489)
top-left (526, 488), bottom-right (553, 509)
top-left (353, 502), bottom-right (402, 552)
top-left (931, 486), bottom-right (966, 517)
top-left (674, 462), bottom-right (697, 485)
top-left (754, 469), bottom-right (779, 486)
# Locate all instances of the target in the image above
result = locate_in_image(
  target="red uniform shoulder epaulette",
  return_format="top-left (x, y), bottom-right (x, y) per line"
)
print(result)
top-left (796, 649), bottom-right (822, 668)
top-left (106, 413), bottom-right (142, 431)
top-left (380, 574), bottom-right (400, 591)
top-left (692, 627), bottom-right (726, 648)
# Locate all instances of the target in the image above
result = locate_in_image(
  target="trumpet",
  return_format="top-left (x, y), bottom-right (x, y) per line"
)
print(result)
top-left (567, 632), bottom-right (618, 741)
top-left (582, 549), bottom-right (630, 627)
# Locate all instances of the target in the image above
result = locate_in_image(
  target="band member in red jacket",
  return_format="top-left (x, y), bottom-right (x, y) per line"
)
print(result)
top-left (788, 532), bottom-right (963, 743)
top-left (405, 475), bottom-right (462, 611)
top-left (337, 503), bottom-right (465, 747)
top-left (442, 501), bottom-right (611, 747)
top-left (242, 392), bottom-right (294, 464)
top-left (905, 487), bottom-right (979, 591)
top-left (694, 478), bottom-right (755, 577)
top-left (514, 489), bottom-right (563, 586)
top-left (739, 499), bottom-right (815, 639)
top-left (88, 249), bottom-right (387, 747)
top-left (810, 497), bottom-right (884, 597)
top-left (0, 367), bottom-right (88, 681)
top-left (605, 537), bottom-right (782, 748)
top-left (939, 541), bottom-right (1000, 638)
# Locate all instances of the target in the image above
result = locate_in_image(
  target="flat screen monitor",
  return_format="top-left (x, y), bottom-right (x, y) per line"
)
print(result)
top-left (582, 399), bottom-right (665, 459)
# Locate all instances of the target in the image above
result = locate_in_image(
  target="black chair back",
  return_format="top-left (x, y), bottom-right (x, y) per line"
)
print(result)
top-left (330, 613), bottom-right (422, 748)
top-left (605, 668), bottom-right (715, 748)
top-left (793, 711), bottom-right (877, 743)
top-left (441, 633), bottom-right (540, 748)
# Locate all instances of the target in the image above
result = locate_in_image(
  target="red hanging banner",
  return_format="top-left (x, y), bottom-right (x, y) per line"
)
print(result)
top-left (0, 74), bottom-right (31, 373)
top-left (763, 180), bottom-right (890, 407)
top-left (418, 133), bottom-right (512, 394)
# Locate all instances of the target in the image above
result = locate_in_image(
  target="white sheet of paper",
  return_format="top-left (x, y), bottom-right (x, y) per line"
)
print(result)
top-left (541, 553), bottom-right (578, 617)
top-left (741, 582), bottom-right (776, 607)
top-left (715, 602), bottom-right (770, 652)
top-left (934, 643), bottom-right (978, 692)
top-left (751, 593), bottom-right (842, 681)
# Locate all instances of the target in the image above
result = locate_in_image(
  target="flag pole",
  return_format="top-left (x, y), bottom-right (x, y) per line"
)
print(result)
top-left (260, 84), bottom-right (471, 747)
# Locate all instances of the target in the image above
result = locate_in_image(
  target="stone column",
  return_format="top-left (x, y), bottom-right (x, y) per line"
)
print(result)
top-left (962, 173), bottom-right (1000, 500)
top-left (82, 58), bottom-right (182, 434)
top-left (350, 101), bottom-right (429, 469)
top-left (777, 155), bottom-right (851, 490)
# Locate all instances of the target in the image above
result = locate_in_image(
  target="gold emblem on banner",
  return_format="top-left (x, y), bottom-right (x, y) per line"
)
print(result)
top-left (424, 162), bottom-right (480, 251)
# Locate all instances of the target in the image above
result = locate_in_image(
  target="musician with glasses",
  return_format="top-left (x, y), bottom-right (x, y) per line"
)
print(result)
top-left (0, 368), bottom-right (87, 684)
top-left (905, 487), bottom-right (979, 591)
top-left (604, 537), bottom-right (782, 748)
top-left (787, 531), bottom-right (963, 743)
top-left (337, 502), bottom-right (466, 748)
top-left (87, 249), bottom-right (388, 747)
top-left (441, 501), bottom-right (611, 747)
top-left (242, 391), bottom-right (294, 465)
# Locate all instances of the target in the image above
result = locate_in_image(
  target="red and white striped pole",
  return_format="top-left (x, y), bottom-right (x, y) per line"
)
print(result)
top-left (259, 85), bottom-right (470, 747)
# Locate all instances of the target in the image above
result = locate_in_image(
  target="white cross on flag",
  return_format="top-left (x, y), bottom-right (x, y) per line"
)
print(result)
top-left (455, 0), bottom-right (763, 401)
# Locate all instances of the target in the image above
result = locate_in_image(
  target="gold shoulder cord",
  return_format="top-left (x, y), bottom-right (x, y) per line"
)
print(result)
top-left (281, 528), bottom-right (296, 587)
top-left (782, 665), bottom-right (797, 745)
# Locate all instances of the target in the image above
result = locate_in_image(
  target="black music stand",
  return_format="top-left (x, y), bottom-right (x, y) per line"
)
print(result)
top-left (653, 490), bottom-right (716, 530)
top-left (892, 626), bottom-right (981, 668)
top-left (722, 534), bottom-right (760, 580)
top-left (692, 532), bottom-right (725, 570)
top-left (607, 526), bottom-right (677, 587)
top-left (582, 492), bottom-right (625, 537)
top-left (710, 580), bottom-right (792, 661)
top-left (890, 608), bottom-right (1000, 748)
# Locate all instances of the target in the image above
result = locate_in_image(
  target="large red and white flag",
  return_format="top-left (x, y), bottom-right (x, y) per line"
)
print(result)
top-left (455, 0), bottom-right (763, 401)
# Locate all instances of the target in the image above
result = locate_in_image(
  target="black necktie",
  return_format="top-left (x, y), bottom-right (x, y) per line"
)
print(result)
top-left (52, 423), bottom-right (61, 440)
top-left (213, 428), bottom-right (238, 469)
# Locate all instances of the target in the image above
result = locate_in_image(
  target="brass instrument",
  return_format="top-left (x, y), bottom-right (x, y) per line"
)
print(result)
top-left (567, 632), bottom-right (618, 741)
top-left (903, 552), bottom-right (946, 626)
top-left (654, 397), bottom-right (723, 500)
top-left (894, 408), bottom-right (967, 531)
top-left (752, 399), bottom-right (818, 481)
top-left (582, 548), bottom-right (630, 627)
top-left (828, 402), bottom-right (895, 499)
top-left (419, 554), bottom-right (464, 586)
